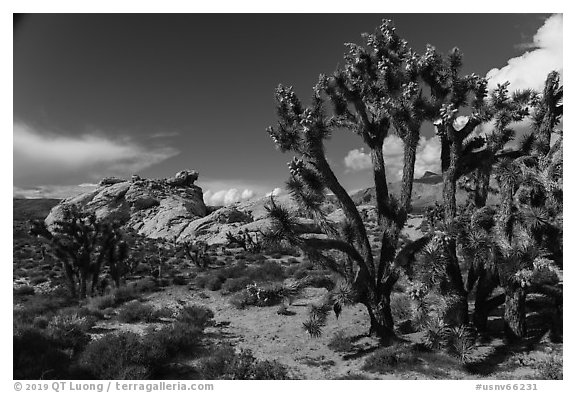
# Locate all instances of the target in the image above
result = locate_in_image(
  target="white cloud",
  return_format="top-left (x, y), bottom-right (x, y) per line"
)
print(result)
top-left (344, 148), bottom-right (372, 171)
top-left (343, 135), bottom-right (441, 181)
top-left (203, 188), bottom-right (256, 206)
top-left (13, 184), bottom-right (98, 199)
top-left (148, 131), bottom-right (180, 139)
top-left (486, 14), bottom-right (562, 92)
top-left (14, 122), bottom-right (180, 184)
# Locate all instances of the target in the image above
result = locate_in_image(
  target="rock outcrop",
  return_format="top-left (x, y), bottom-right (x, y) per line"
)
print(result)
top-left (46, 170), bottom-right (208, 241)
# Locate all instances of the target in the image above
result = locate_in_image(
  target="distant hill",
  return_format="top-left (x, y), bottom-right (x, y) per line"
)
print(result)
top-left (414, 171), bottom-right (442, 184)
top-left (13, 198), bottom-right (61, 221)
top-left (349, 171), bottom-right (496, 214)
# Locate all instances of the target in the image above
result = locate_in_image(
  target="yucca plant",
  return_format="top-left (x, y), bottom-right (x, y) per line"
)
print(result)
top-left (443, 325), bottom-right (477, 364)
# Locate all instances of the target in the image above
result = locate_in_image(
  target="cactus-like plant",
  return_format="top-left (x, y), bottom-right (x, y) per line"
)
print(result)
top-left (30, 206), bottom-right (128, 299)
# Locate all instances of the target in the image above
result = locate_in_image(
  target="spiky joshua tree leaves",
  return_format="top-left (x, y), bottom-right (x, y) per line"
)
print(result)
top-left (457, 71), bottom-right (563, 340)
top-left (30, 205), bottom-right (129, 299)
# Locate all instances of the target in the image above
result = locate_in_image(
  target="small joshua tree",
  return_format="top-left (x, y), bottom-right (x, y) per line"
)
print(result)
top-left (183, 240), bottom-right (209, 268)
top-left (30, 206), bottom-right (128, 299)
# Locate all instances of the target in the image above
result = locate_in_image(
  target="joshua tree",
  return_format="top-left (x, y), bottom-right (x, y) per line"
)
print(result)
top-left (460, 71), bottom-right (563, 336)
top-left (457, 82), bottom-right (535, 330)
top-left (459, 82), bottom-right (536, 209)
top-left (266, 68), bottom-right (435, 343)
top-left (532, 71), bottom-right (563, 156)
top-left (225, 230), bottom-right (262, 253)
top-left (183, 240), bottom-right (209, 268)
top-left (323, 20), bottom-right (429, 221)
top-left (30, 206), bottom-right (128, 299)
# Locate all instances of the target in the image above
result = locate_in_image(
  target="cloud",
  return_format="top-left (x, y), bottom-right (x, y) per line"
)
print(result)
top-left (344, 148), bottom-right (372, 171)
top-left (14, 122), bottom-right (179, 185)
top-left (343, 135), bottom-right (441, 181)
top-left (13, 183), bottom-right (99, 199)
top-left (486, 14), bottom-right (562, 92)
top-left (148, 131), bottom-right (180, 139)
top-left (203, 188), bottom-right (256, 206)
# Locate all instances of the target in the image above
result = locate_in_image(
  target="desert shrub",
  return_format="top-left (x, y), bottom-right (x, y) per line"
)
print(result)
top-left (535, 354), bottom-right (563, 380)
top-left (222, 277), bottom-right (253, 294)
top-left (246, 261), bottom-right (285, 282)
top-left (263, 243), bottom-right (300, 257)
top-left (13, 294), bottom-right (72, 325)
top-left (112, 285), bottom-right (139, 304)
top-left (30, 275), bottom-right (49, 285)
top-left (361, 344), bottom-right (419, 374)
top-left (134, 262), bottom-right (151, 275)
top-left (220, 262), bottom-right (247, 278)
top-left (63, 305), bottom-right (105, 321)
top-left (194, 274), bottom-right (209, 288)
top-left (143, 322), bottom-right (203, 359)
top-left (47, 313), bottom-right (94, 352)
top-left (285, 261), bottom-right (313, 277)
top-left (14, 285), bottom-right (35, 296)
top-left (87, 294), bottom-right (116, 310)
top-left (335, 373), bottom-right (372, 380)
top-left (205, 275), bottom-right (224, 291)
top-left (172, 275), bottom-right (187, 285)
top-left (33, 315), bottom-right (50, 329)
top-left (152, 306), bottom-right (175, 320)
top-left (229, 290), bottom-right (253, 309)
top-left (391, 293), bottom-right (413, 321)
top-left (301, 273), bottom-right (335, 290)
top-left (176, 305), bottom-right (214, 328)
top-left (196, 346), bottom-right (290, 380)
top-left (294, 268), bottom-right (313, 280)
top-left (13, 268), bottom-right (27, 278)
top-left (229, 283), bottom-right (284, 309)
top-left (249, 359), bottom-right (291, 379)
top-left (117, 301), bottom-right (156, 323)
top-left (78, 332), bottom-right (160, 379)
top-left (129, 277), bottom-right (158, 293)
top-left (328, 330), bottom-right (355, 353)
top-left (13, 326), bottom-right (71, 379)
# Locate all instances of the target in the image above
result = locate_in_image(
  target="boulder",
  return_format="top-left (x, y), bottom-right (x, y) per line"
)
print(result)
top-left (166, 169), bottom-right (199, 187)
top-left (99, 176), bottom-right (127, 186)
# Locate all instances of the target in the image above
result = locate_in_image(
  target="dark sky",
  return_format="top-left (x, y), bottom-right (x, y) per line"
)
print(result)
top-left (13, 13), bottom-right (559, 202)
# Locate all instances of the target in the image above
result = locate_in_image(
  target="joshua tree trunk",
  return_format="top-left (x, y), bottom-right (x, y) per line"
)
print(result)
top-left (474, 166), bottom-right (491, 208)
top-left (472, 270), bottom-right (500, 331)
top-left (444, 251), bottom-right (469, 325)
top-left (400, 131), bottom-right (419, 217)
top-left (61, 260), bottom-right (77, 299)
top-left (504, 287), bottom-right (526, 340)
top-left (364, 293), bottom-right (396, 345)
top-left (370, 146), bottom-right (390, 222)
top-left (442, 145), bottom-right (459, 220)
top-left (79, 271), bottom-right (88, 299)
top-left (314, 155), bottom-right (374, 267)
